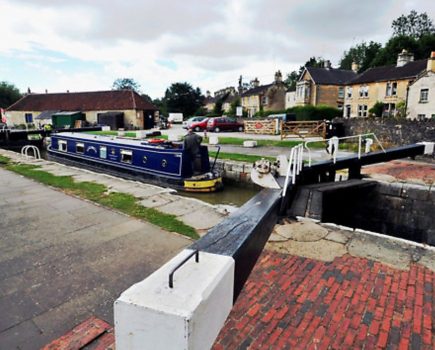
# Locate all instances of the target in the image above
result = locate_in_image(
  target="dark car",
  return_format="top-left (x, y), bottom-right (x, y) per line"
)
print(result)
top-left (206, 117), bottom-right (244, 132)
top-left (190, 118), bottom-right (209, 132)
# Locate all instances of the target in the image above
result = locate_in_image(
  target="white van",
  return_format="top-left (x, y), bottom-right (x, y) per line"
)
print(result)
top-left (168, 113), bottom-right (183, 124)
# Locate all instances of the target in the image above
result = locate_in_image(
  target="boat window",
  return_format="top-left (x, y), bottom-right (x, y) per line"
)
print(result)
top-left (121, 149), bottom-right (133, 164)
top-left (143, 156), bottom-right (147, 164)
top-left (58, 140), bottom-right (67, 152)
top-left (161, 159), bottom-right (168, 168)
top-left (76, 142), bottom-right (85, 154)
top-left (100, 146), bottom-right (107, 159)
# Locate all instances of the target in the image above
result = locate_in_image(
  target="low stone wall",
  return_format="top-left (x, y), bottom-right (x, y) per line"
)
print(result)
top-left (336, 118), bottom-right (435, 157)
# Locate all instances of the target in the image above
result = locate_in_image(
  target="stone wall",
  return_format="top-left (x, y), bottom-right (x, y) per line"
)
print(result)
top-left (213, 159), bottom-right (255, 186)
top-left (312, 180), bottom-right (435, 245)
top-left (336, 117), bottom-right (435, 157)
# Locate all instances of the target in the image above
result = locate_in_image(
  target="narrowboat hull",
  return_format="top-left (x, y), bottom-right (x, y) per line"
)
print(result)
top-left (47, 133), bottom-right (223, 192)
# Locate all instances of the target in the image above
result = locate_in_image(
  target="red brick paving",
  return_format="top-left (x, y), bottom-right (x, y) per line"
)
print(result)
top-left (44, 250), bottom-right (435, 350)
top-left (362, 160), bottom-right (435, 184)
top-left (213, 250), bottom-right (435, 350)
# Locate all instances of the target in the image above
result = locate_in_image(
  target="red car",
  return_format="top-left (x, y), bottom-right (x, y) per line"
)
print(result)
top-left (206, 117), bottom-right (244, 132)
top-left (190, 118), bottom-right (209, 131)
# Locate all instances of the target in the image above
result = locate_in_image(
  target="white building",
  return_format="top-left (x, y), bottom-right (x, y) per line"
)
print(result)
top-left (407, 52), bottom-right (435, 120)
top-left (285, 91), bottom-right (296, 109)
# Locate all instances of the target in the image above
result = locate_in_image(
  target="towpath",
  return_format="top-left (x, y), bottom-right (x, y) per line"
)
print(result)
top-left (0, 167), bottom-right (194, 349)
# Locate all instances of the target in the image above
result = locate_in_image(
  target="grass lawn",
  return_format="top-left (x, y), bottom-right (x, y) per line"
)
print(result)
top-left (209, 151), bottom-right (275, 163)
top-left (2, 158), bottom-right (198, 239)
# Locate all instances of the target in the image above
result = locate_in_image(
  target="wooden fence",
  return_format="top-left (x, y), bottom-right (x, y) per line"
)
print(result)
top-left (244, 119), bottom-right (279, 135)
top-left (280, 121), bottom-right (326, 139)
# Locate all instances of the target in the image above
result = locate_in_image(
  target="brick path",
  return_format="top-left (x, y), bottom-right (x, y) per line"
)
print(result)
top-left (213, 250), bottom-right (435, 350)
top-left (362, 160), bottom-right (435, 184)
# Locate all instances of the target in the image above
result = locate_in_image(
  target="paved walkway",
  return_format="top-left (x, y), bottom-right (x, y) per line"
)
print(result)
top-left (213, 220), bottom-right (435, 350)
top-left (0, 149), bottom-right (228, 236)
top-left (0, 168), bottom-right (191, 349)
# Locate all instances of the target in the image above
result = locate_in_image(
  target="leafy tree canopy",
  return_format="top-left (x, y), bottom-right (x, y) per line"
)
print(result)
top-left (392, 10), bottom-right (435, 38)
top-left (164, 82), bottom-right (204, 117)
top-left (285, 57), bottom-right (325, 91)
top-left (112, 78), bottom-right (141, 93)
top-left (0, 81), bottom-right (22, 109)
top-left (339, 41), bottom-right (382, 72)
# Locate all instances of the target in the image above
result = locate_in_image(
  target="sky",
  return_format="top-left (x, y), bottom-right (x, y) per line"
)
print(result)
top-left (0, 0), bottom-right (434, 99)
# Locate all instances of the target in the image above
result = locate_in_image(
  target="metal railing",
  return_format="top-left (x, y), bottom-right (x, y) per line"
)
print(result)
top-left (281, 143), bottom-right (304, 197)
top-left (21, 145), bottom-right (41, 160)
top-left (304, 133), bottom-right (386, 167)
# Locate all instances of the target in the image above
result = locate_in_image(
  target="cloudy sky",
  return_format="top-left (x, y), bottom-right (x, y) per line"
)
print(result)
top-left (0, 0), bottom-right (433, 98)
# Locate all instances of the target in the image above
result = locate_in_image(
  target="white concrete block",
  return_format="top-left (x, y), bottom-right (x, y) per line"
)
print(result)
top-left (136, 130), bottom-right (147, 138)
top-left (208, 136), bottom-right (219, 145)
top-left (243, 140), bottom-right (257, 148)
top-left (168, 134), bottom-right (182, 141)
top-left (115, 249), bottom-right (235, 350)
top-left (101, 126), bottom-right (111, 131)
top-left (418, 142), bottom-right (434, 155)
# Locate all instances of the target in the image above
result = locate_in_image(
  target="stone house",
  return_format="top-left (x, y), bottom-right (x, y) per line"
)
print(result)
top-left (285, 90), bottom-right (296, 109)
top-left (343, 50), bottom-right (427, 118)
top-left (241, 71), bottom-right (287, 117)
top-left (204, 91), bottom-right (216, 113)
top-left (407, 52), bottom-right (435, 120)
top-left (295, 62), bottom-right (357, 109)
top-left (6, 90), bottom-right (158, 129)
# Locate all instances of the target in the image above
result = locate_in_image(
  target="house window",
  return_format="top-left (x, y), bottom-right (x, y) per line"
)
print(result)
top-left (120, 149), bottom-right (132, 164)
top-left (359, 86), bottom-right (369, 98)
top-left (346, 87), bottom-right (352, 98)
top-left (261, 96), bottom-right (269, 105)
top-left (338, 87), bottom-right (344, 99)
top-left (345, 105), bottom-right (351, 118)
top-left (386, 82), bottom-right (398, 96)
top-left (383, 103), bottom-right (396, 117)
top-left (100, 146), bottom-right (107, 159)
top-left (358, 105), bottom-right (368, 117)
top-left (417, 114), bottom-right (426, 120)
top-left (420, 88), bottom-right (429, 103)
top-left (25, 113), bottom-right (33, 123)
top-left (58, 140), bottom-right (67, 152)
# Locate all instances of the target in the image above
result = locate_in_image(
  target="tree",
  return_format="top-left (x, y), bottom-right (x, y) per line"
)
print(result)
top-left (164, 82), bottom-right (204, 117)
top-left (339, 41), bottom-right (382, 72)
top-left (112, 78), bottom-right (141, 93)
top-left (284, 71), bottom-right (299, 91)
top-left (0, 81), bottom-right (22, 109)
top-left (392, 10), bottom-right (435, 38)
top-left (141, 93), bottom-right (153, 104)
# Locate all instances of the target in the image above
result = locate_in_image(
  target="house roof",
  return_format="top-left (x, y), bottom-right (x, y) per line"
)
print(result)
top-left (305, 67), bottom-right (357, 85)
top-left (35, 110), bottom-right (59, 120)
top-left (349, 59), bottom-right (427, 84)
top-left (241, 83), bottom-right (273, 97)
top-left (7, 90), bottom-right (157, 112)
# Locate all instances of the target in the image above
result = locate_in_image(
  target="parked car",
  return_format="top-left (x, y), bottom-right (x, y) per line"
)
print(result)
top-left (207, 117), bottom-right (244, 132)
top-left (182, 116), bottom-right (206, 129)
top-left (189, 118), bottom-right (209, 132)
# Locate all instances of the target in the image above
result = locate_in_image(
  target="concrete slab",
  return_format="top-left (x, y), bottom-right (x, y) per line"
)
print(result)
top-left (179, 207), bottom-right (225, 231)
top-left (0, 168), bottom-right (191, 348)
top-left (139, 195), bottom-right (173, 208)
top-left (274, 221), bottom-right (329, 241)
top-left (158, 198), bottom-right (204, 216)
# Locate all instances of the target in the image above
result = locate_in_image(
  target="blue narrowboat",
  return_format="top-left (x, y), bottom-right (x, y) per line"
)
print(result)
top-left (48, 132), bottom-right (223, 192)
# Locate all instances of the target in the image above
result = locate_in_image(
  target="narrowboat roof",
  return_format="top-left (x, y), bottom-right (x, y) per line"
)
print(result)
top-left (53, 132), bottom-right (181, 148)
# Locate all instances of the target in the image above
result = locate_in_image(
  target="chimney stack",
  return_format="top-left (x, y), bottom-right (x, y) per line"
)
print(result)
top-left (397, 49), bottom-right (414, 67)
top-left (251, 78), bottom-right (260, 88)
top-left (351, 62), bottom-right (359, 73)
top-left (427, 51), bottom-right (435, 73)
top-left (323, 60), bottom-right (331, 69)
top-left (274, 70), bottom-right (283, 83)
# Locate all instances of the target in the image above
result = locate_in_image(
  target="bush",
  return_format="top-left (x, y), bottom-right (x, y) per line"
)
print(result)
top-left (286, 105), bottom-right (341, 121)
top-left (369, 101), bottom-right (384, 118)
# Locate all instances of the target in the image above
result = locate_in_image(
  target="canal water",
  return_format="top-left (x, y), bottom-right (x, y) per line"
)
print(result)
top-left (179, 182), bottom-right (259, 207)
